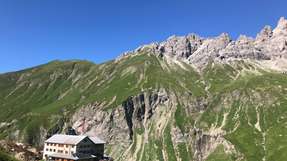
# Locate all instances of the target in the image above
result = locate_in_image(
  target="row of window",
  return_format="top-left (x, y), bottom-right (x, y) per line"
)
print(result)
top-left (45, 148), bottom-right (72, 154)
top-left (46, 148), bottom-right (56, 152)
top-left (46, 143), bottom-right (75, 148)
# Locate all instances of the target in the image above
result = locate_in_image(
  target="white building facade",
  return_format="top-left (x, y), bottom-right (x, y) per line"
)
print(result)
top-left (43, 134), bottom-right (105, 161)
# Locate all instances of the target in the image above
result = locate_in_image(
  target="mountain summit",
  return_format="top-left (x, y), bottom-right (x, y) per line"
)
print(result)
top-left (273, 17), bottom-right (287, 35)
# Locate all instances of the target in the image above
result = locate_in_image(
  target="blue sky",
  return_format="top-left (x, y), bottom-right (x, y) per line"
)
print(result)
top-left (0, 0), bottom-right (286, 73)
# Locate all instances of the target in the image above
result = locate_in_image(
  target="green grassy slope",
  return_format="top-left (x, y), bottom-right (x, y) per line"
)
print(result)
top-left (0, 53), bottom-right (287, 161)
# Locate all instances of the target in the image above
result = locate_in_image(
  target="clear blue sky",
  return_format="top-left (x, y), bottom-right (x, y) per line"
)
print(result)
top-left (0, 0), bottom-right (286, 73)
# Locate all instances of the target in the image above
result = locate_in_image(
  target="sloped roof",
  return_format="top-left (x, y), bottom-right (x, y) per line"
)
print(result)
top-left (45, 134), bottom-right (105, 145)
top-left (89, 136), bottom-right (106, 144)
top-left (45, 134), bottom-right (87, 145)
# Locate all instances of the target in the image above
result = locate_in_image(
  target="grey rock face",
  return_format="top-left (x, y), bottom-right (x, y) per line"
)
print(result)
top-left (122, 91), bottom-right (169, 139)
top-left (118, 17), bottom-right (287, 70)
top-left (71, 102), bottom-right (130, 145)
top-left (218, 35), bottom-right (271, 61)
top-left (188, 33), bottom-right (231, 69)
top-left (157, 34), bottom-right (203, 59)
top-left (256, 26), bottom-right (273, 42)
top-left (69, 89), bottom-right (171, 158)
top-left (273, 17), bottom-right (287, 36)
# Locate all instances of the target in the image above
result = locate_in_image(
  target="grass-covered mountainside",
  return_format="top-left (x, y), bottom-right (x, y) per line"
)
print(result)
top-left (0, 52), bottom-right (286, 161)
top-left (1, 17), bottom-right (287, 161)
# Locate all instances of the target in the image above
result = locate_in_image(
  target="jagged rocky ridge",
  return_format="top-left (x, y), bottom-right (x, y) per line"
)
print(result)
top-left (119, 17), bottom-right (287, 71)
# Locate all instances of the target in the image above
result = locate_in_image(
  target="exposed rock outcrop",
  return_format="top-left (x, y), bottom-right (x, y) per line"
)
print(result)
top-left (69, 89), bottom-right (172, 158)
top-left (193, 129), bottom-right (240, 161)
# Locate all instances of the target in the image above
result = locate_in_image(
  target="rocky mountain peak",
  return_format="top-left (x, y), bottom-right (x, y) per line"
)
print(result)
top-left (237, 35), bottom-right (253, 44)
top-left (217, 33), bottom-right (232, 42)
top-left (273, 17), bottom-right (287, 35)
top-left (256, 25), bottom-right (273, 42)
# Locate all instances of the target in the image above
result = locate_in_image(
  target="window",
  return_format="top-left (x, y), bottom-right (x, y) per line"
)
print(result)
top-left (65, 151), bottom-right (68, 154)
top-left (53, 149), bottom-right (56, 152)
top-left (58, 150), bottom-right (63, 153)
top-left (49, 149), bottom-right (52, 152)
top-left (46, 148), bottom-right (49, 151)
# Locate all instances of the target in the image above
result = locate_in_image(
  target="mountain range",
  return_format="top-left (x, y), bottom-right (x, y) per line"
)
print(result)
top-left (1, 17), bottom-right (287, 161)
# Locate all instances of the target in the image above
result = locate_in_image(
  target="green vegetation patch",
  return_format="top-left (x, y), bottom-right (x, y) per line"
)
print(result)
top-left (0, 150), bottom-right (19, 161)
top-left (206, 145), bottom-right (235, 161)
top-left (163, 124), bottom-right (177, 161)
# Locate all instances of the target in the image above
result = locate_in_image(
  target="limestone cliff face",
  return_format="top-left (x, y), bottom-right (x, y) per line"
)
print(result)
top-left (68, 90), bottom-right (241, 161)
top-left (70, 89), bottom-right (174, 159)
